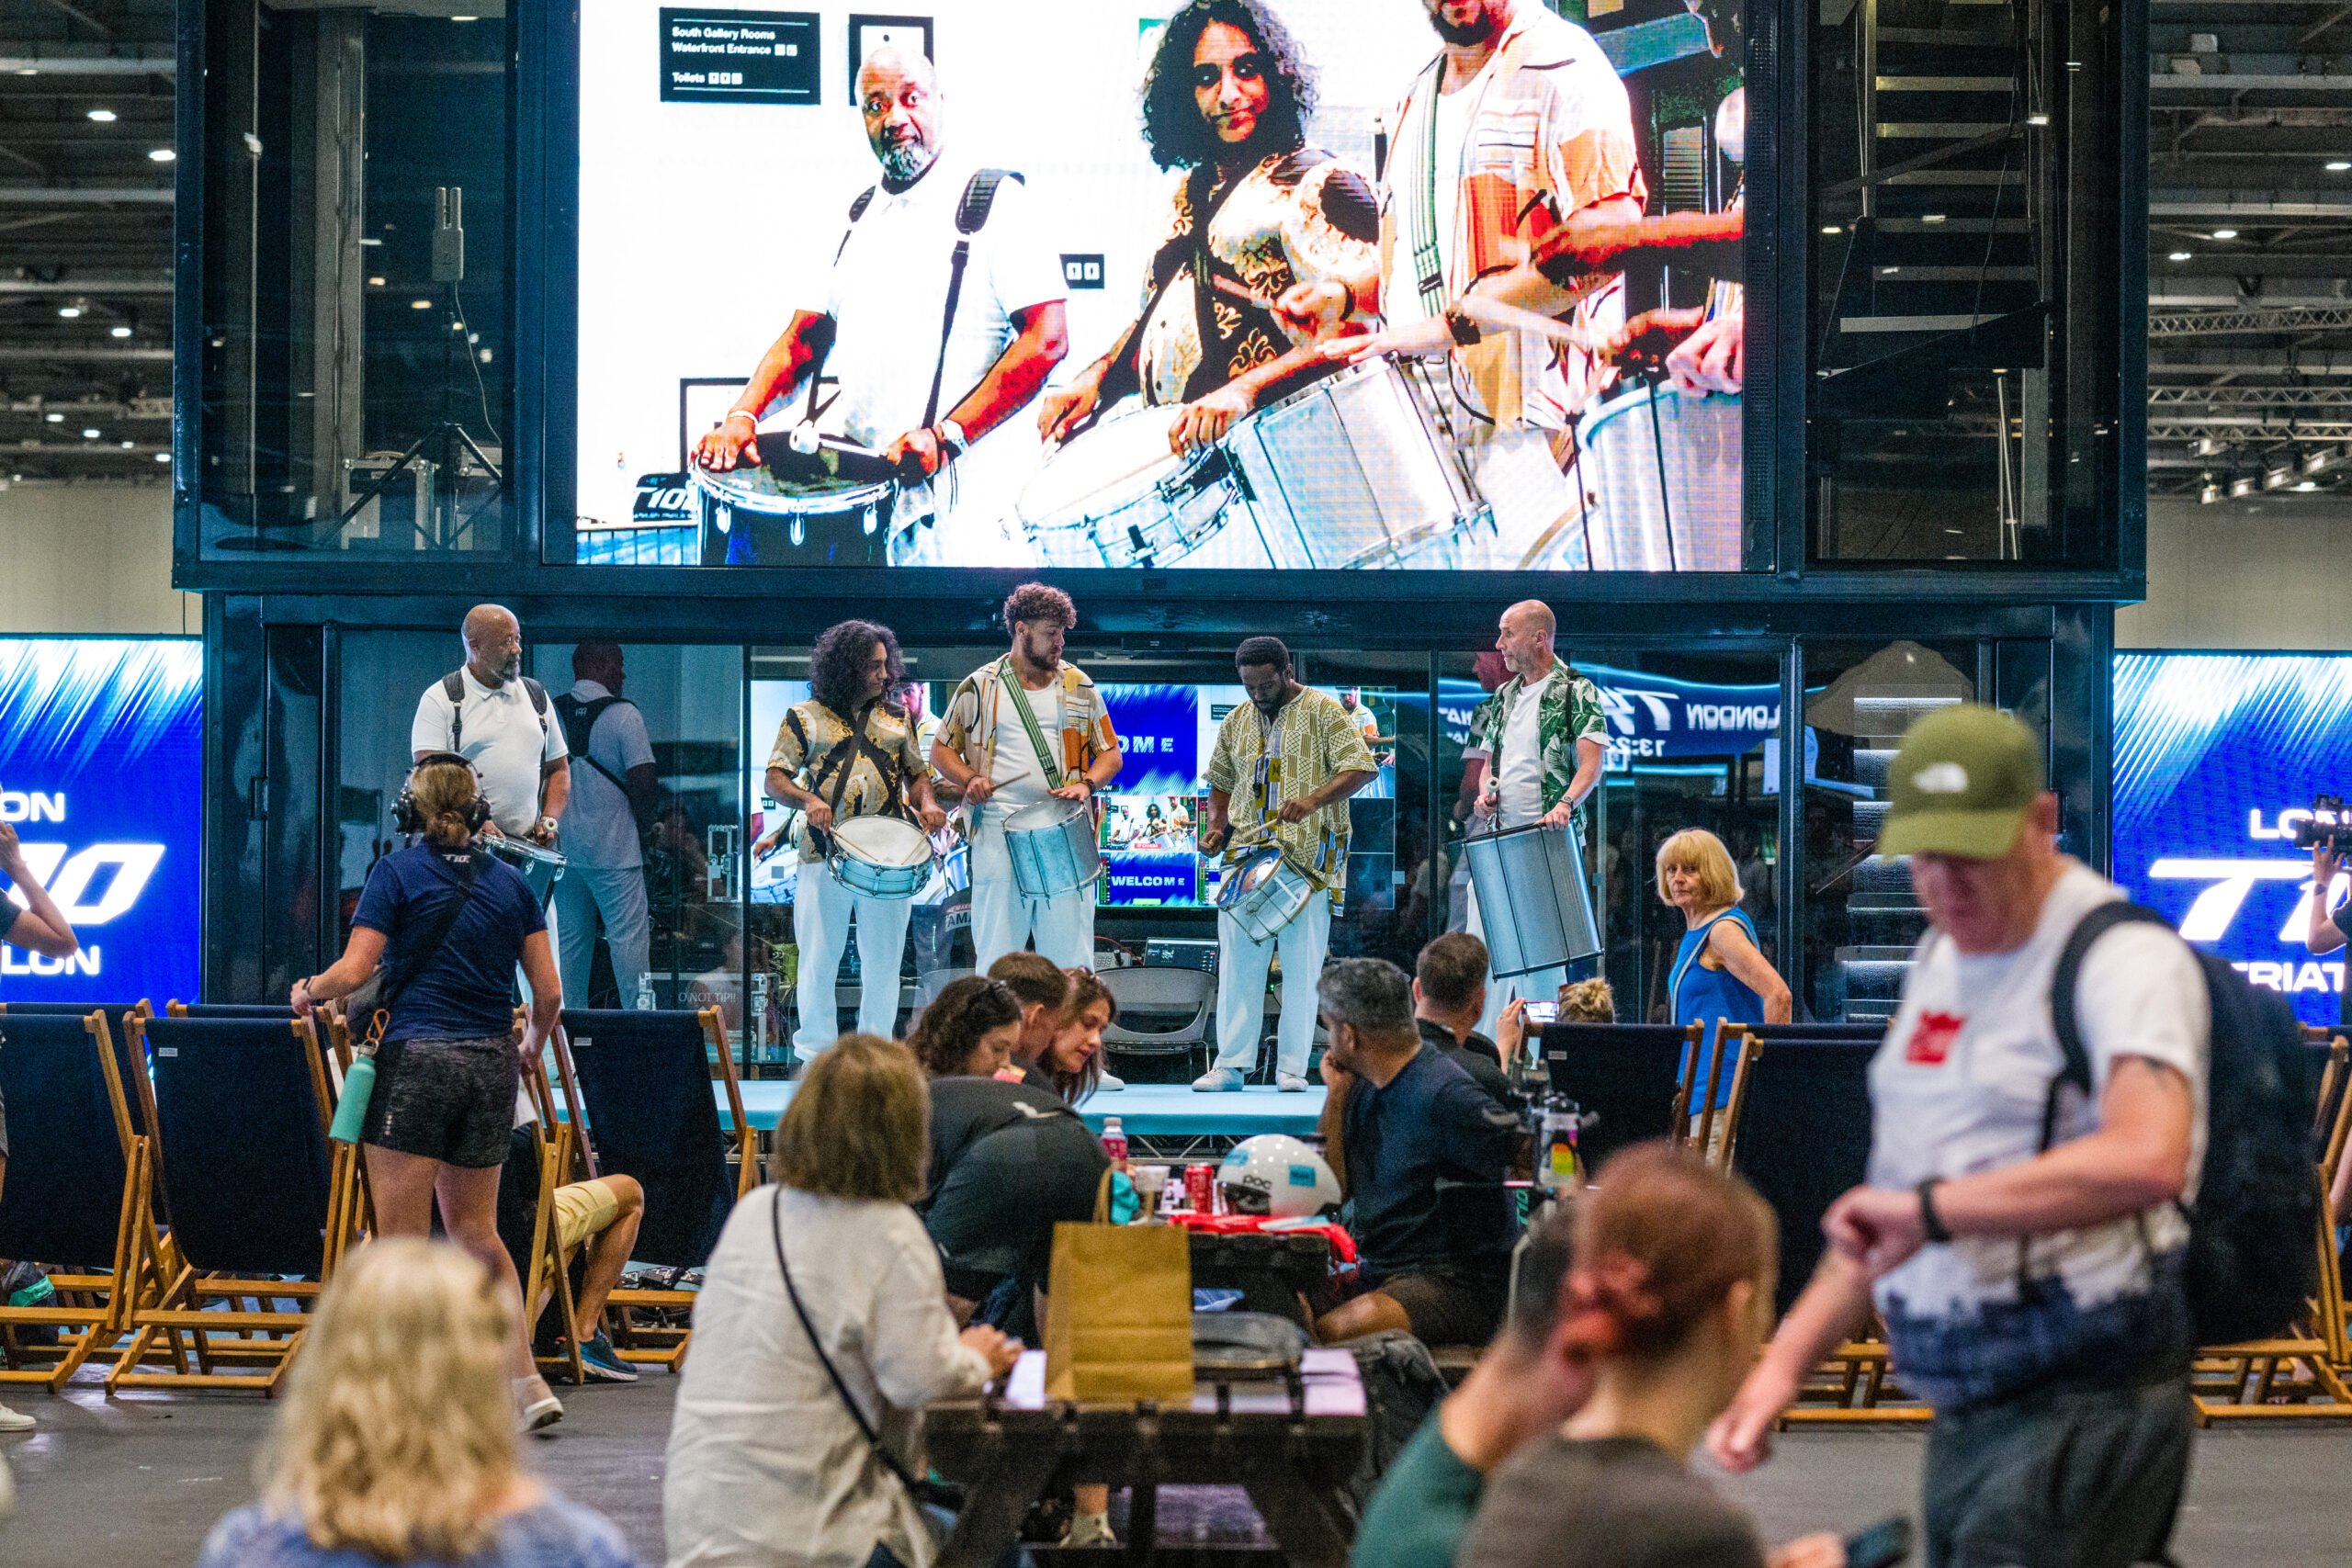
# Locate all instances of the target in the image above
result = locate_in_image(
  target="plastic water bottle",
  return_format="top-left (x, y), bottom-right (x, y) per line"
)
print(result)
top-left (1536, 1097), bottom-right (1582, 1194)
top-left (635, 973), bottom-right (656, 1011)
top-left (1102, 1116), bottom-right (1129, 1173)
top-left (751, 969), bottom-right (771, 1055)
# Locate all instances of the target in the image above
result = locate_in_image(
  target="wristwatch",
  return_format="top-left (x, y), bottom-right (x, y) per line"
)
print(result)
top-left (1443, 304), bottom-right (1484, 347)
top-left (1917, 1179), bottom-right (1953, 1244)
top-left (935, 419), bottom-right (968, 457)
top-left (536, 816), bottom-right (560, 841)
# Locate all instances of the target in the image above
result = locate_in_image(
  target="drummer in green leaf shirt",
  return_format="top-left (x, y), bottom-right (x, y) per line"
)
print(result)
top-left (1194, 637), bottom-right (1378, 1092)
top-left (1470, 600), bottom-right (1609, 1048)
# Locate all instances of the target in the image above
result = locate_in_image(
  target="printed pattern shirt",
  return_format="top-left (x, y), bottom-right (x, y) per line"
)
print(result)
top-left (768, 700), bottom-right (926, 863)
top-left (935, 660), bottom-right (1120, 798)
top-left (1476, 665), bottom-right (1608, 818)
top-left (1205, 686), bottom-right (1377, 894)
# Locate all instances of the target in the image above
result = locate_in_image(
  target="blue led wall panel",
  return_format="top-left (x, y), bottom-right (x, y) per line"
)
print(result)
top-left (2112, 653), bottom-right (2352, 1026)
top-left (0, 639), bottom-right (204, 1002)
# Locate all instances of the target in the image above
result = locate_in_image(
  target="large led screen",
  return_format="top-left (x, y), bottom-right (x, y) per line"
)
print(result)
top-left (2113, 654), bottom-right (2352, 1027)
top-left (573, 0), bottom-right (1750, 571)
top-left (0, 639), bottom-right (204, 1003)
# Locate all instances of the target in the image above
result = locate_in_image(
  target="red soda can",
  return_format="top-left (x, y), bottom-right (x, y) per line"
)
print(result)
top-left (1185, 1163), bottom-right (1216, 1215)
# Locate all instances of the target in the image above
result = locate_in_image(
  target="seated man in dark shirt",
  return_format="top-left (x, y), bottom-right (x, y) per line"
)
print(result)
top-left (1314, 958), bottom-right (1521, 1348)
top-left (1413, 932), bottom-right (1519, 1110)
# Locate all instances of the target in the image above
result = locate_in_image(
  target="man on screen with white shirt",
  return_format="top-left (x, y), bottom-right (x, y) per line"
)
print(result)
top-left (692, 46), bottom-right (1069, 565)
top-left (552, 641), bottom-right (659, 1009)
top-left (1470, 600), bottom-right (1604, 1043)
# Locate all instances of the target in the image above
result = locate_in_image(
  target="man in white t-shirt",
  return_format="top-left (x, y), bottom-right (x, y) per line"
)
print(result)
top-left (1710, 705), bottom-right (2209, 1568)
top-left (411, 604), bottom-right (568, 844)
top-left (930, 583), bottom-right (1124, 975)
top-left (551, 641), bottom-right (658, 1008)
top-left (692, 46), bottom-right (1069, 566)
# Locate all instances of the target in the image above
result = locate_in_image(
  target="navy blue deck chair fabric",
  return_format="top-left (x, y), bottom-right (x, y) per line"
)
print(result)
top-left (0, 1013), bottom-right (130, 1266)
top-left (1729, 1035), bottom-right (1878, 1314)
top-left (560, 1009), bottom-right (730, 1268)
top-left (169, 1003), bottom-right (294, 1019)
top-left (0, 1002), bottom-right (152, 1136)
top-left (141, 1017), bottom-right (334, 1278)
top-left (1745, 1022), bottom-right (1886, 1043)
top-left (1536, 1023), bottom-right (1695, 1172)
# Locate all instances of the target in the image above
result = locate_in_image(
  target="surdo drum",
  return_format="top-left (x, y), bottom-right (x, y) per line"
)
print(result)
top-left (1002, 797), bottom-right (1105, 900)
top-left (1463, 821), bottom-right (1601, 977)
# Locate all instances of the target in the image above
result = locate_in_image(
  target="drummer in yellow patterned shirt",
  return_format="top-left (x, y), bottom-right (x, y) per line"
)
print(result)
top-left (930, 582), bottom-right (1125, 974)
top-left (1195, 637), bottom-right (1378, 1092)
top-left (765, 618), bottom-right (947, 1059)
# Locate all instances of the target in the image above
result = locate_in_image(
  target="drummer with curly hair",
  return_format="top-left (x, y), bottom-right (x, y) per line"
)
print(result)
top-left (1037, 0), bottom-right (1381, 457)
top-left (1194, 637), bottom-right (1377, 1093)
top-left (767, 619), bottom-right (948, 1058)
top-left (931, 583), bottom-right (1125, 976)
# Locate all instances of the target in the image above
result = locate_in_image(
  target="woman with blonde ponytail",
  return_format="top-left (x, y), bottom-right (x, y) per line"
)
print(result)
top-left (195, 1239), bottom-right (636, 1568)
top-left (1455, 1143), bottom-right (1846, 1568)
top-left (293, 754), bottom-right (571, 1431)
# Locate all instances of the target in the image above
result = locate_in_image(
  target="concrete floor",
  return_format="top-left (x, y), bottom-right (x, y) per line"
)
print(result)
top-left (4, 1376), bottom-right (2350, 1567)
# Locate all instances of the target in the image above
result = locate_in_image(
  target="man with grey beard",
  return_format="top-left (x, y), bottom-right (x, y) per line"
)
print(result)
top-left (694, 46), bottom-right (1069, 563)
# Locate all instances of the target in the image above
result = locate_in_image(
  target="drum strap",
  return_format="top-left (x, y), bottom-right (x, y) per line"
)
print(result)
top-left (995, 657), bottom-right (1066, 792)
top-left (921, 168), bottom-right (1021, 432)
top-left (807, 705), bottom-right (919, 853)
top-left (1408, 58), bottom-right (1449, 317)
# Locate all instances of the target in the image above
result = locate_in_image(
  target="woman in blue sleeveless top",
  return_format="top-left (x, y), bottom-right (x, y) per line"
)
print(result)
top-left (1657, 829), bottom-right (1790, 1110)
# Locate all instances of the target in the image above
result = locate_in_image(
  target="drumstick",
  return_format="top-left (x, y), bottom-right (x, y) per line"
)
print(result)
top-left (1532, 209), bottom-right (1746, 284)
top-left (1453, 294), bottom-right (1610, 355)
top-left (1210, 272), bottom-right (1281, 315)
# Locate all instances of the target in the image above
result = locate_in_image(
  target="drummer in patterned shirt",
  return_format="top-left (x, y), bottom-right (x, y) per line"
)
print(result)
top-left (929, 582), bottom-right (1125, 976)
top-left (1194, 637), bottom-right (1378, 1093)
top-left (1036, 0), bottom-right (1381, 457)
top-left (765, 619), bottom-right (948, 1059)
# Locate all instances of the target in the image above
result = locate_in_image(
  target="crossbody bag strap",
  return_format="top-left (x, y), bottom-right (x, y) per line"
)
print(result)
top-left (997, 657), bottom-right (1065, 792)
top-left (364, 852), bottom-right (486, 1049)
top-left (768, 1191), bottom-right (927, 1497)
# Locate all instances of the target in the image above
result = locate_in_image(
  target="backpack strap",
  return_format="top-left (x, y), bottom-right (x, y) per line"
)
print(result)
top-left (920, 168), bottom-right (1022, 431)
top-left (554, 693), bottom-right (633, 795)
top-left (2045, 901), bottom-right (2177, 1144)
top-left (442, 669), bottom-right (467, 751)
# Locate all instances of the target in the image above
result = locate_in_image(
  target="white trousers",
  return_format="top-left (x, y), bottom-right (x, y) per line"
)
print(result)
top-left (1211, 897), bottom-right (1331, 1079)
top-left (553, 860), bottom-right (651, 1009)
top-left (1466, 880), bottom-right (1566, 1049)
top-left (967, 817), bottom-right (1096, 971)
top-left (793, 858), bottom-right (914, 1053)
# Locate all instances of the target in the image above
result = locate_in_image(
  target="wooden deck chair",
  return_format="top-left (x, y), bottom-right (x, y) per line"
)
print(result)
top-left (2188, 1032), bottom-right (2352, 1422)
top-left (1534, 1022), bottom-right (1702, 1172)
top-left (1724, 1033), bottom-right (1924, 1423)
top-left (0, 1011), bottom-right (161, 1390)
top-left (107, 1015), bottom-right (357, 1396)
top-left (165, 1002), bottom-right (293, 1019)
top-left (553, 1007), bottom-right (756, 1371)
top-left (1709, 1029), bottom-right (1764, 1171)
top-left (500, 1052), bottom-right (588, 1388)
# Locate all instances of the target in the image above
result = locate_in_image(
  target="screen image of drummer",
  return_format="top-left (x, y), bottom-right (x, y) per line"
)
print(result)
top-left (572, 0), bottom-right (1752, 572)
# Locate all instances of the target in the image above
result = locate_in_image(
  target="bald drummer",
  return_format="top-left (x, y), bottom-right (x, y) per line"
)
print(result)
top-left (1469, 600), bottom-right (1607, 1043)
top-left (693, 46), bottom-right (1070, 563)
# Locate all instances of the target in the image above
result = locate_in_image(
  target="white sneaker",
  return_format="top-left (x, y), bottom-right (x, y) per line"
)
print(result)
top-left (1096, 1069), bottom-right (1127, 1091)
top-left (1275, 1073), bottom-right (1308, 1092)
top-left (1066, 1514), bottom-right (1118, 1550)
top-left (514, 1375), bottom-right (565, 1434)
top-left (1192, 1066), bottom-right (1246, 1092)
top-left (0, 1402), bottom-right (31, 1433)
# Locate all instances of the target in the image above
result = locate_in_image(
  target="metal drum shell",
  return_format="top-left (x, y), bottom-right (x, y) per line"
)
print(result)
top-left (483, 836), bottom-right (566, 908)
top-left (690, 461), bottom-right (896, 567)
top-left (1002, 797), bottom-right (1105, 899)
top-left (827, 816), bottom-right (936, 901)
top-left (1463, 822), bottom-right (1600, 976)
top-left (1215, 845), bottom-right (1317, 944)
top-left (1014, 406), bottom-right (1257, 570)
top-left (1571, 384), bottom-right (1743, 573)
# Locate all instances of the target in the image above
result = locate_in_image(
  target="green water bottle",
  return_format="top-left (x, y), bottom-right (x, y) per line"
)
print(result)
top-left (330, 1052), bottom-right (378, 1145)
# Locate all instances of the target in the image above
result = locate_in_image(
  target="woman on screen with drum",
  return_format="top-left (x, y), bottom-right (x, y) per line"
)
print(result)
top-left (765, 619), bottom-right (948, 1061)
top-left (1035, 0), bottom-right (1380, 457)
top-left (1657, 828), bottom-right (1788, 1114)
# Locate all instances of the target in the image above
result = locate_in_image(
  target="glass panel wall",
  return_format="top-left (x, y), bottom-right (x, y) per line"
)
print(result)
top-left (195, 3), bottom-right (511, 558)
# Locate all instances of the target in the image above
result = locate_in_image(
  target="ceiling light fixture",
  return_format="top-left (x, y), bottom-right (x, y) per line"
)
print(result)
top-left (2200, 480), bottom-right (2222, 504)
top-left (85, 108), bottom-right (116, 123)
top-left (1821, 224), bottom-right (1843, 235)
top-left (411, 299), bottom-right (433, 310)
top-left (2265, 463), bottom-right (2293, 491)
top-left (153, 451), bottom-right (170, 463)
top-left (368, 276), bottom-right (386, 287)
top-left (1921, 213), bottom-right (1947, 224)
top-left (2295, 479), bottom-right (2320, 491)
top-left (2168, 250), bottom-right (2193, 261)
top-left (2303, 448), bottom-right (2335, 475)
top-left (42, 412), bottom-right (61, 423)
top-left (118, 439), bottom-right (132, 450)
top-left (56, 305), bottom-right (81, 319)
top-left (80, 427), bottom-right (99, 439)
top-left (2331, 161), bottom-right (2352, 173)
top-left (2193, 435), bottom-right (2227, 457)
top-left (2211, 228), bottom-right (2238, 240)
top-left (108, 325), bottom-right (131, 339)
top-left (149, 148), bottom-right (175, 163)
top-left (2026, 112), bottom-right (2050, 127)
top-left (2229, 475), bottom-right (2258, 499)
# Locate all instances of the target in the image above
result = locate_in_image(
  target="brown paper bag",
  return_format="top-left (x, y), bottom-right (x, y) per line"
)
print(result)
top-left (1042, 1170), bottom-right (1194, 1404)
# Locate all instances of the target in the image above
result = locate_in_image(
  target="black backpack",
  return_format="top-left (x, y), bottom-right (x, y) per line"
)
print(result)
top-left (2050, 902), bottom-right (2320, 1347)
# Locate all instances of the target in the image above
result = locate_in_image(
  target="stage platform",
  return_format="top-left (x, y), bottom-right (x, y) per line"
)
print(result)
top-left (722, 1080), bottom-right (1324, 1139)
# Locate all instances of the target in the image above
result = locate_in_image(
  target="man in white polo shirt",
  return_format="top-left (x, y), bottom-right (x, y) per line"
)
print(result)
top-left (411, 604), bottom-right (569, 846)
top-left (692, 45), bottom-right (1069, 565)
top-left (552, 640), bottom-right (658, 1008)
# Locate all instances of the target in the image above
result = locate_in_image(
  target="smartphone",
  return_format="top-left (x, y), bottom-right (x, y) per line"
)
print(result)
top-left (1522, 1000), bottom-right (1558, 1025)
top-left (1842, 1517), bottom-right (1913, 1568)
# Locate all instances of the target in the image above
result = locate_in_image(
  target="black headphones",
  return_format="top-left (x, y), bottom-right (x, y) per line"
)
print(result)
top-left (393, 750), bottom-right (492, 836)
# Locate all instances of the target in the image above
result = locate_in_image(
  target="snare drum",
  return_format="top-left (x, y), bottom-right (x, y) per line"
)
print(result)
top-left (1015, 406), bottom-right (1259, 569)
top-left (1215, 844), bottom-right (1316, 943)
top-left (695, 446), bottom-right (897, 567)
top-left (1002, 797), bottom-right (1104, 899)
top-left (1463, 822), bottom-right (1600, 977)
top-left (1570, 384), bottom-right (1743, 572)
top-left (483, 836), bottom-right (566, 908)
top-left (1220, 357), bottom-right (1491, 570)
top-left (828, 815), bottom-right (936, 901)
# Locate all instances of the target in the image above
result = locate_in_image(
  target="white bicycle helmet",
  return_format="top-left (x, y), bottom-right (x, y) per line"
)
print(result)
top-left (1218, 1134), bottom-right (1341, 1219)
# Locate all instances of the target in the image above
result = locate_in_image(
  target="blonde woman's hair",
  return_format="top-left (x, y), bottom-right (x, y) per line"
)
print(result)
top-left (410, 758), bottom-right (482, 851)
top-left (1557, 977), bottom-right (1617, 1024)
top-left (1654, 828), bottom-right (1743, 911)
top-left (770, 1032), bottom-right (928, 1201)
top-left (260, 1239), bottom-right (516, 1560)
